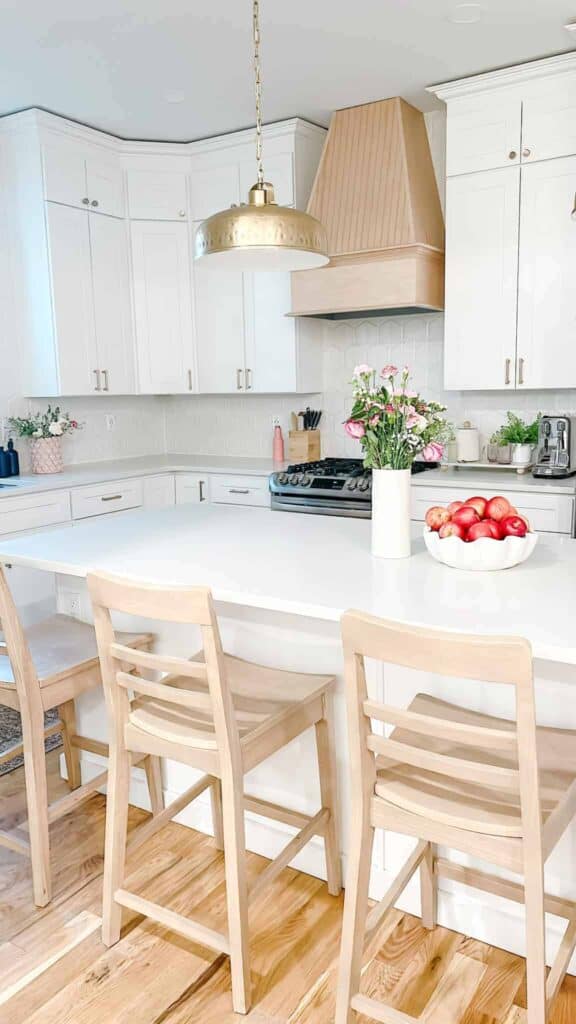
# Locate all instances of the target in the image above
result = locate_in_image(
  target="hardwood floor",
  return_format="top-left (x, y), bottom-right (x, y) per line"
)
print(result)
top-left (1, 751), bottom-right (575, 1023)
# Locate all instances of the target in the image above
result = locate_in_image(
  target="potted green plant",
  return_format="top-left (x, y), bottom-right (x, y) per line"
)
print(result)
top-left (491, 412), bottom-right (540, 467)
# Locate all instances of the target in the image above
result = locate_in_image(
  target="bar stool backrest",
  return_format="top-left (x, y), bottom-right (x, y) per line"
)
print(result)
top-left (0, 566), bottom-right (42, 711)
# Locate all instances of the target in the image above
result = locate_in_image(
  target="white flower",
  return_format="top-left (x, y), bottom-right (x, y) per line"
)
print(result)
top-left (32, 429), bottom-right (42, 438)
top-left (48, 422), bottom-right (63, 436)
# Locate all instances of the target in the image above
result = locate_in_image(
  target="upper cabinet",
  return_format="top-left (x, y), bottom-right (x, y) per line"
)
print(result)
top-left (43, 137), bottom-right (124, 217)
top-left (430, 53), bottom-right (576, 391)
top-left (126, 166), bottom-right (189, 221)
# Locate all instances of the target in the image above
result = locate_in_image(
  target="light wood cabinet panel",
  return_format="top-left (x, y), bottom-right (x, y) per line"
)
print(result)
top-left (45, 202), bottom-right (99, 395)
top-left (516, 156), bottom-right (576, 389)
top-left (444, 168), bottom-right (519, 391)
top-left (445, 95), bottom-right (522, 176)
top-left (127, 169), bottom-right (189, 221)
top-left (130, 221), bottom-right (195, 394)
top-left (89, 214), bottom-right (135, 394)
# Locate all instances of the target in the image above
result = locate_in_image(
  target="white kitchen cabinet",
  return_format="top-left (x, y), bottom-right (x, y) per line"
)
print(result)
top-left (522, 77), bottom-right (576, 164)
top-left (411, 485), bottom-right (574, 536)
top-left (189, 164), bottom-right (240, 221)
top-left (516, 156), bottom-right (576, 389)
top-left (444, 168), bottom-right (520, 391)
top-left (193, 260), bottom-right (246, 393)
top-left (42, 137), bottom-right (124, 217)
top-left (244, 272), bottom-right (323, 393)
top-left (210, 474), bottom-right (269, 508)
top-left (70, 478), bottom-right (143, 520)
top-left (130, 220), bottom-right (195, 394)
top-left (143, 474), bottom-right (176, 508)
top-left (175, 473), bottom-right (210, 505)
top-left (127, 169), bottom-right (189, 221)
top-left (445, 94), bottom-right (522, 176)
top-left (89, 213), bottom-right (135, 394)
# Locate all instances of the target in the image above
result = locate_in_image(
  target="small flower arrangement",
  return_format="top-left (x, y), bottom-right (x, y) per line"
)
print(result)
top-left (9, 406), bottom-right (81, 440)
top-left (345, 365), bottom-right (450, 470)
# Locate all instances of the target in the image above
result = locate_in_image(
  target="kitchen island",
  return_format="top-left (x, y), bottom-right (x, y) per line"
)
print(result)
top-left (1, 503), bottom-right (575, 968)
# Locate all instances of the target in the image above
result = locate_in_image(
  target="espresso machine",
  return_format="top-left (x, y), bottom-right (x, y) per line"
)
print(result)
top-left (533, 415), bottom-right (576, 478)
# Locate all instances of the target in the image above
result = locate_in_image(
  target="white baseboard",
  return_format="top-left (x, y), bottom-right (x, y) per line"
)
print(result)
top-left (68, 752), bottom-right (576, 975)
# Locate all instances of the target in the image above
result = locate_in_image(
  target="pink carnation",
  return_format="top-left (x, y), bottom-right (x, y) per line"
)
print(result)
top-left (381, 364), bottom-right (398, 378)
top-left (353, 364), bottom-right (373, 378)
top-left (368, 414), bottom-right (380, 427)
top-left (421, 442), bottom-right (444, 462)
top-left (344, 419), bottom-right (365, 439)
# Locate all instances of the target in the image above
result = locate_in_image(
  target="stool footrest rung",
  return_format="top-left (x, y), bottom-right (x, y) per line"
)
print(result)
top-left (350, 993), bottom-right (418, 1023)
top-left (114, 888), bottom-right (230, 955)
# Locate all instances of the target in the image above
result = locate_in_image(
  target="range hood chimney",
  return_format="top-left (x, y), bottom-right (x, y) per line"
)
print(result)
top-left (290, 97), bottom-right (444, 319)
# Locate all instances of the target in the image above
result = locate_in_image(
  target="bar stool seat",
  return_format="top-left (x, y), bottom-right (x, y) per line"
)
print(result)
top-left (375, 693), bottom-right (576, 838)
top-left (130, 652), bottom-right (334, 754)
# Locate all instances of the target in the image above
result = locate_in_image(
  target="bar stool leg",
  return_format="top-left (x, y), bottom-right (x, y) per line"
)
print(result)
top-left (335, 820), bottom-right (375, 1024)
top-left (144, 756), bottom-right (164, 815)
top-left (315, 693), bottom-right (343, 895)
top-left (21, 702), bottom-right (51, 907)
top-left (210, 778), bottom-right (224, 850)
top-left (525, 857), bottom-right (547, 1024)
top-left (221, 775), bottom-right (251, 1014)
top-left (420, 842), bottom-right (437, 930)
top-left (59, 700), bottom-right (82, 790)
top-left (102, 740), bottom-right (131, 947)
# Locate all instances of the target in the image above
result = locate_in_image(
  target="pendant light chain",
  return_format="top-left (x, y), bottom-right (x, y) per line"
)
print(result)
top-left (253, 0), bottom-right (264, 185)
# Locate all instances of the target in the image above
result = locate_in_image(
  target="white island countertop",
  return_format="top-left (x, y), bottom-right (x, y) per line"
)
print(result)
top-left (0, 503), bottom-right (574, 665)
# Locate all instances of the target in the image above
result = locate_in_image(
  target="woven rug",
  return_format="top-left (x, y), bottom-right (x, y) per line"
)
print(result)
top-left (0, 706), bottom-right (62, 776)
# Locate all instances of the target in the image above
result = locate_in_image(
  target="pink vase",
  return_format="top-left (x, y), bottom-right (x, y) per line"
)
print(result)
top-left (30, 437), bottom-right (63, 474)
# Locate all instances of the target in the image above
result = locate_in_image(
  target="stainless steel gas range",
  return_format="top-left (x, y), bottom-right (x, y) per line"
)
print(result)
top-left (269, 458), bottom-right (438, 518)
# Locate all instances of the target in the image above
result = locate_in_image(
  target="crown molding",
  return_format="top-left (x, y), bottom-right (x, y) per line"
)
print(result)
top-left (427, 52), bottom-right (576, 101)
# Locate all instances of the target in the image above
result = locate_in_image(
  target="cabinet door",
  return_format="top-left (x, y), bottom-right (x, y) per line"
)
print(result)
top-left (446, 95), bottom-right (522, 176)
top-left (193, 258), bottom-right (245, 393)
top-left (42, 140), bottom-right (88, 209)
top-left (85, 152), bottom-right (125, 218)
top-left (243, 272), bottom-right (298, 392)
top-left (444, 168), bottom-right (519, 390)
top-left (190, 163), bottom-right (240, 220)
top-left (517, 156), bottom-right (576, 389)
top-left (89, 214), bottom-right (135, 394)
top-left (127, 170), bottom-right (188, 221)
top-left (522, 78), bottom-right (576, 164)
top-left (239, 153), bottom-right (294, 207)
top-left (175, 473), bottom-right (210, 504)
top-left (142, 474), bottom-right (176, 508)
top-left (45, 202), bottom-right (98, 395)
top-left (130, 221), bottom-right (195, 394)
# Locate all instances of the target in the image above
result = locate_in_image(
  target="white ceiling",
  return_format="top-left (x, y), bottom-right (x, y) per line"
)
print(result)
top-left (1, 0), bottom-right (574, 141)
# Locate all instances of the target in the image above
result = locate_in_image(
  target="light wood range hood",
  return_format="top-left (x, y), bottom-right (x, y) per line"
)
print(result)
top-left (290, 97), bottom-right (444, 319)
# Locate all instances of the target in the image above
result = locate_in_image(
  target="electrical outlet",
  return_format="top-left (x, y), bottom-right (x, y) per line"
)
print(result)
top-left (105, 414), bottom-right (116, 432)
top-left (272, 416), bottom-right (281, 427)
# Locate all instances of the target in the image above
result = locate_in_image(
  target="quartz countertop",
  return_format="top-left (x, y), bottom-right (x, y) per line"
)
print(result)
top-left (0, 503), bottom-right (574, 665)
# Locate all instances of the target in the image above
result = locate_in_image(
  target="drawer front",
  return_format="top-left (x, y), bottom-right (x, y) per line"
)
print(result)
top-left (0, 490), bottom-right (71, 536)
top-left (71, 478), bottom-right (143, 520)
top-left (411, 485), bottom-right (574, 534)
top-left (210, 474), bottom-right (270, 508)
top-left (175, 473), bottom-right (210, 505)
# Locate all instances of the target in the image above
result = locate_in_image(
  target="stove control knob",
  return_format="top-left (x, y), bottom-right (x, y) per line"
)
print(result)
top-left (300, 475), bottom-right (311, 486)
top-left (346, 478), bottom-right (357, 490)
top-left (289, 473), bottom-right (300, 485)
top-left (358, 479), bottom-right (370, 492)
top-left (277, 473), bottom-right (288, 484)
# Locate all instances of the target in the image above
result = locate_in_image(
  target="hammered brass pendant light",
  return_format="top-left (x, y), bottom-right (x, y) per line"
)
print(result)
top-left (194, 0), bottom-right (328, 271)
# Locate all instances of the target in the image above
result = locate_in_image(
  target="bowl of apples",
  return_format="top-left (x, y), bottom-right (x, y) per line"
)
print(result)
top-left (424, 495), bottom-right (538, 571)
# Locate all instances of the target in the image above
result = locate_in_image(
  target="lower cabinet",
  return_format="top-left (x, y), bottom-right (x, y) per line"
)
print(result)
top-left (175, 473), bottom-right (210, 505)
top-left (210, 475), bottom-right (270, 508)
top-left (411, 484), bottom-right (574, 535)
top-left (142, 474), bottom-right (176, 508)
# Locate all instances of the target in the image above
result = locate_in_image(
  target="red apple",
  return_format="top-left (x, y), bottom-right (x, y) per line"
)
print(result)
top-left (484, 518), bottom-right (504, 539)
top-left (485, 495), bottom-right (512, 522)
top-left (501, 514), bottom-right (528, 538)
top-left (425, 506), bottom-right (451, 531)
top-left (465, 496), bottom-right (488, 519)
top-left (467, 520), bottom-right (501, 542)
top-left (447, 500), bottom-right (465, 515)
top-left (451, 505), bottom-right (481, 530)
top-left (438, 521), bottom-right (466, 540)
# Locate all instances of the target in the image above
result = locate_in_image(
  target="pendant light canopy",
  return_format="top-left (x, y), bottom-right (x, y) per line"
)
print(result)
top-left (194, 1), bottom-right (329, 272)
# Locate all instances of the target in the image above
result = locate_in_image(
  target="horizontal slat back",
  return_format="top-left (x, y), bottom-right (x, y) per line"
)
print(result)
top-left (367, 734), bottom-right (520, 792)
top-left (342, 609), bottom-right (532, 687)
top-left (363, 700), bottom-right (518, 752)
top-left (116, 671), bottom-right (213, 711)
top-left (110, 642), bottom-right (208, 680)
top-left (87, 572), bottom-right (213, 625)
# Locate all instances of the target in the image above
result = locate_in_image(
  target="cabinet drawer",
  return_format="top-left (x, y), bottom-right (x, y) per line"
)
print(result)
top-left (71, 478), bottom-right (143, 520)
top-left (411, 485), bottom-right (574, 535)
top-left (175, 473), bottom-right (210, 505)
top-left (210, 475), bottom-right (270, 508)
top-left (0, 490), bottom-right (71, 536)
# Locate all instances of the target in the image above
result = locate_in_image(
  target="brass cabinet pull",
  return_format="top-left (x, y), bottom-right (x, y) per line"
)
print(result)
top-left (93, 369), bottom-right (101, 391)
top-left (82, 197), bottom-right (90, 205)
top-left (101, 369), bottom-right (109, 391)
top-left (508, 150), bottom-right (517, 160)
top-left (229, 488), bottom-right (250, 495)
top-left (236, 368), bottom-right (244, 390)
top-left (245, 367), bottom-right (253, 390)
top-left (518, 357), bottom-right (525, 385)
top-left (90, 199), bottom-right (99, 208)
top-left (101, 494), bottom-right (122, 502)
top-left (198, 480), bottom-right (205, 502)
top-left (571, 193), bottom-right (576, 221)
top-left (187, 369), bottom-right (193, 391)
top-left (505, 358), bottom-right (511, 385)
top-left (522, 147), bottom-right (532, 158)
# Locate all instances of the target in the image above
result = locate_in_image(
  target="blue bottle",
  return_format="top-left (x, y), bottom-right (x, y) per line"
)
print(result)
top-left (0, 447), bottom-right (11, 478)
top-left (7, 440), bottom-right (19, 476)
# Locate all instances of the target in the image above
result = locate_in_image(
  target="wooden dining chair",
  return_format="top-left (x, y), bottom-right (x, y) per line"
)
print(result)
top-left (87, 570), bottom-right (342, 1015)
top-left (0, 566), bottom-right (163, 908)
top-left (336, 609), bottom-right (576, 1024)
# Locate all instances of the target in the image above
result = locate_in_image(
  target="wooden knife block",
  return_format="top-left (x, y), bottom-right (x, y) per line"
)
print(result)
top-left (288, 430), bottom-right (321, 463)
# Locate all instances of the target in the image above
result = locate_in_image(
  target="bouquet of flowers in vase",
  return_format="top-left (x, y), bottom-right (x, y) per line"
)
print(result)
top-left (345, 365), bottom-right (450, 469)
top-left (9, 406), bottom-right (81, 439)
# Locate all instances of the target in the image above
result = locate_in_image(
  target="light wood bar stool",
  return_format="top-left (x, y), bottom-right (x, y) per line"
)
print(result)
top-left (0, 566), bottom-right (162, 907)
top-left (336, 609), bottom-right (576, 1024)
top-left (88, 570), bottom-right (342, 1015)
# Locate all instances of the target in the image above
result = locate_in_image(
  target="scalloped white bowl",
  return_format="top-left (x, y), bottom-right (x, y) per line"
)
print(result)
top-left (424, 528), bottom-right (539, 571)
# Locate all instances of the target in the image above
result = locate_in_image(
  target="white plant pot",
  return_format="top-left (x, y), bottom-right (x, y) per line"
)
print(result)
top-left (511, 443), bottom-right (533, 465)
top-left (371, 468), bottom-right (411, 559)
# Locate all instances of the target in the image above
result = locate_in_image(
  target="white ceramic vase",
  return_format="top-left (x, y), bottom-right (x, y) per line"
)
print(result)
top-left (371, 468), bottom-right (411, 559)
top-left (30, 437), bottom-right (63, 474)
top-left (511, 443), bottom-right (534, 466)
